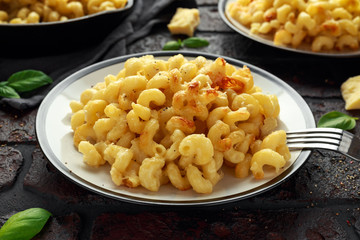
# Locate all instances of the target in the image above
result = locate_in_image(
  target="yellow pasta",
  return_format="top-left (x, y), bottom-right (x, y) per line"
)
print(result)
top-left (70, 54), bottom-right (291, 194)
top-left (228, 0), bottom-right (360, 52)
top-left (0, 0), bottom-right (127, 23)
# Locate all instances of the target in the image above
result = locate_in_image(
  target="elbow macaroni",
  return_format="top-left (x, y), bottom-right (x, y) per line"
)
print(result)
top-left (70, 54), bottom-right (291, 194)
top-left (228, 0), bottom-right (360, 52)
top-left (0, 0), bottom-right (127, 24)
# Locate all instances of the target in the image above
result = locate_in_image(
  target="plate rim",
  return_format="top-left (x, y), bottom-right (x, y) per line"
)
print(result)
top-left (36, 50), bottom-right (316, 206)
top-left (218, 0), bottom-right (360, 58)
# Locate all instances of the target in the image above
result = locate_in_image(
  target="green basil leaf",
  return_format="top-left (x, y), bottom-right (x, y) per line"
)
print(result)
top-left (182, 37), bottom-right (209, 48)
top-left (7, 70), bottom-right (53, 93)
top-left (317, 111), bottom-right (358, 130)
top-left (163, 40), bottom-right (182, 50)
top-left (0, 208), bottom-right (52, 240)
top-left (0, 85), bottom-right (20, 98)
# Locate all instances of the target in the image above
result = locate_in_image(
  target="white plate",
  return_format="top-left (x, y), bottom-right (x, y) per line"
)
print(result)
top-left (218, 0), bottom-right (360, 57)
top-left (36, 51), bottom-right (315, 206)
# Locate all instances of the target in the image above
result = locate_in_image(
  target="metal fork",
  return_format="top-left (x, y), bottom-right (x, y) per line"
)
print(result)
top-left (286, 128), bottom-right (360, 162)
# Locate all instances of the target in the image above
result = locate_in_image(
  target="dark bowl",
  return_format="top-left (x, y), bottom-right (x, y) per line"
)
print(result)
top-left (1, 0), bottom-right (134, 55)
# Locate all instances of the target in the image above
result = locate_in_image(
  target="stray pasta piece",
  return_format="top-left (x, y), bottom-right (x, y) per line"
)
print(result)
top-left (341, 75), bottom-right (360, 110)
top-left (71, 54), bottom-right (291, 194)
top-left (0, 0), bottom-right (127, 24)
top-left (227, 0), bottom-right (360, 52)
top-left (167, 8), bottom-right (200, 37)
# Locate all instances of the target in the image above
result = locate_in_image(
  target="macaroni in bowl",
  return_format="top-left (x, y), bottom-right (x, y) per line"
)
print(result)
top-left (0, 0), bottom-right (127, 23)
top-left (227, 0), bottom-right (360, 52)
top-left (70, 54), bottom-right (291, 194)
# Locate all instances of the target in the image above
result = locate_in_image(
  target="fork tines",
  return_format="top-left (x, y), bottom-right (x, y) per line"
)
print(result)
top-left (286, 127), bottom-right (347, 152)
top-left (286, 128), bottom-right (359, 161)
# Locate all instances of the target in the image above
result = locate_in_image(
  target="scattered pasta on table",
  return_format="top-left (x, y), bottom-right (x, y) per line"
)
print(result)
top-left (227, 0), bottom-right (360, 52)
top-left (0, 0), bottom-right (127, 24)
top-left (70, 54), bottom-right (291, 194)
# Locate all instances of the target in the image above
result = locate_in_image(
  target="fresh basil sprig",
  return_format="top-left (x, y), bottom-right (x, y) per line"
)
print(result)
top-left (182, 37), bottom-right (209, 48)
top-left (317, 111), bottom-right (358, 130)
top-left (0, 70), bottom-right (53, 99)
top-left (163, 37), bottom-right (209, 50)
top-left (0, 84), bottom-right (20, 99)
top-left (163, 39), bottom-right (182, 50)
top-left (0, 208), bottom-right (52, 240)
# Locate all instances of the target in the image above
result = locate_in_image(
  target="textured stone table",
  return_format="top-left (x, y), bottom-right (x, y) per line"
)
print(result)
top-left (1, 0), bottom-right (360, 239)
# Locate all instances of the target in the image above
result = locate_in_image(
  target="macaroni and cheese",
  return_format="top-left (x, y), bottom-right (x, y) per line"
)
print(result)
top-left (227, 0), bottom-right (360, 52)
top-left (70, 54), bottom-right (291, 194)
top-left (0, 0), bottom-right (127, 23)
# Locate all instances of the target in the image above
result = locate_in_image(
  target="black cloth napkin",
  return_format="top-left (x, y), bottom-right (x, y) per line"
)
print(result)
top-left (0, 0), bottom-right (197, 110)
